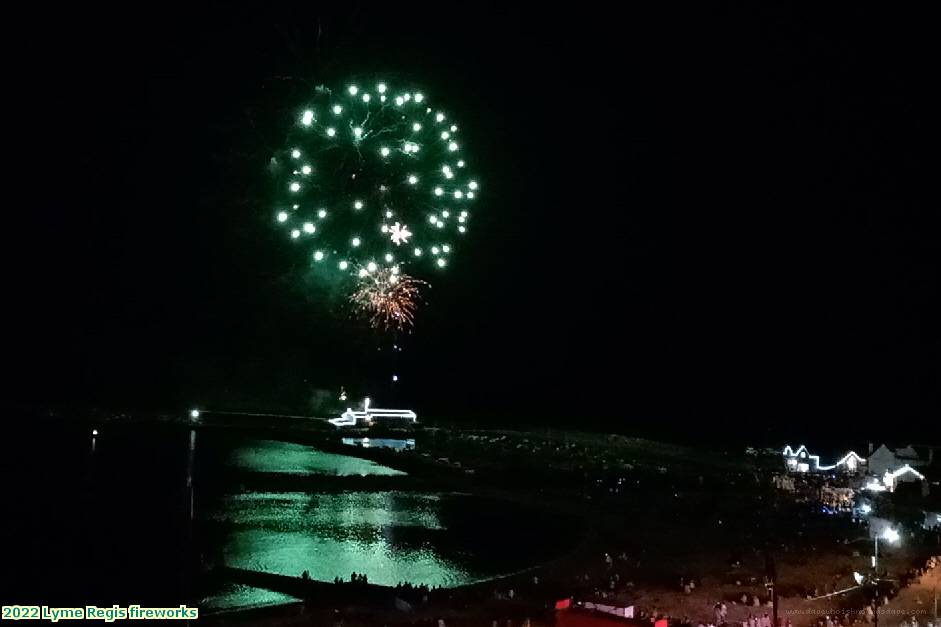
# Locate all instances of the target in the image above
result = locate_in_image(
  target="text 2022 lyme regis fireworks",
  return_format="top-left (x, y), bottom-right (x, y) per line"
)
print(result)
top-left (1, 605), bottom-right (198, 622)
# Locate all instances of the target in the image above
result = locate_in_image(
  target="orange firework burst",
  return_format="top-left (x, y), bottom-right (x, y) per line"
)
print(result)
top-left (350, 267), bottom-right (427, 331)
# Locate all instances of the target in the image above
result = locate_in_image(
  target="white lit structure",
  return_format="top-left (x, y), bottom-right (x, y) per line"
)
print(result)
top-left (869, 444), bottom-right (930, 475)
top-left (881, 464), bottom-right (925, 491)
top-left (782, 445), bottom-right (866, 474)
top-left (863, 464), bottom-right (926, 493)
top-left (329, 397), bottom-right (417, 428)
top-left (864, 478), bottom-right (888, 492)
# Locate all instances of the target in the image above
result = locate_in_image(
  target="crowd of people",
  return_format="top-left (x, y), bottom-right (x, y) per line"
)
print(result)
top-left (279, 429), bottom-right (939, 627)
top-left (330, 572), bottom-right (369, 585)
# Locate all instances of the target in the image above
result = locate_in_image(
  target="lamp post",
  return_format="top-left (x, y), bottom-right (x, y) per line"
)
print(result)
top-left (185, 409), bottom-right (200, 627)
top-left (187, 409), bottom-right (200, 521)
top-left (872, 527), bottom-right (901, 627)
top-left (873, 526), bottom-right (900, 572)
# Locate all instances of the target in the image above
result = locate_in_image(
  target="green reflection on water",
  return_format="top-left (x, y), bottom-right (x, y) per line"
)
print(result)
top-left (216, 492), bottom-right (481, 587)
top-left (201, 583), bottom-right (299, 611)
top-left (228, 440), bottom-right (407, 476)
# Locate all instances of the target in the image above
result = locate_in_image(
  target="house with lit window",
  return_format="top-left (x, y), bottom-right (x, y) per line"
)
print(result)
top-left (862, 443), bottom-right (932, 493)
top-left (782, 445), bottom-right (866, 474)
top-left (863, 464), bottom-right (927, 493)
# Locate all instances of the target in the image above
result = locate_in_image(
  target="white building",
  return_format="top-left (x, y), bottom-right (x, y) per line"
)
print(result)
top-left (881, 465), bottom-right (926, 492)
top-left (868, 444), bottom-right (930, 476)
top-left (328, 397), bottom-right (417, 428)
top-left (782, 445), bottom-right (866, 474)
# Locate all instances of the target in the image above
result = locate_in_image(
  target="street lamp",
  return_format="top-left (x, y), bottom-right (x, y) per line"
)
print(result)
top-left (871, 526), bottom-right (901, 627)
top-left (873, 526), bottom-right (900, 571)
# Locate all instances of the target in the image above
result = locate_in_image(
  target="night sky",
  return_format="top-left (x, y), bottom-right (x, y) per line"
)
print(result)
top-left (9, 4), bottom-right (937, 441)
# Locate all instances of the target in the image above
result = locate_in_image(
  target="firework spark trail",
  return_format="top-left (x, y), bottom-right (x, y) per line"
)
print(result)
top-left (350, 268), bottom-right (427, 331)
